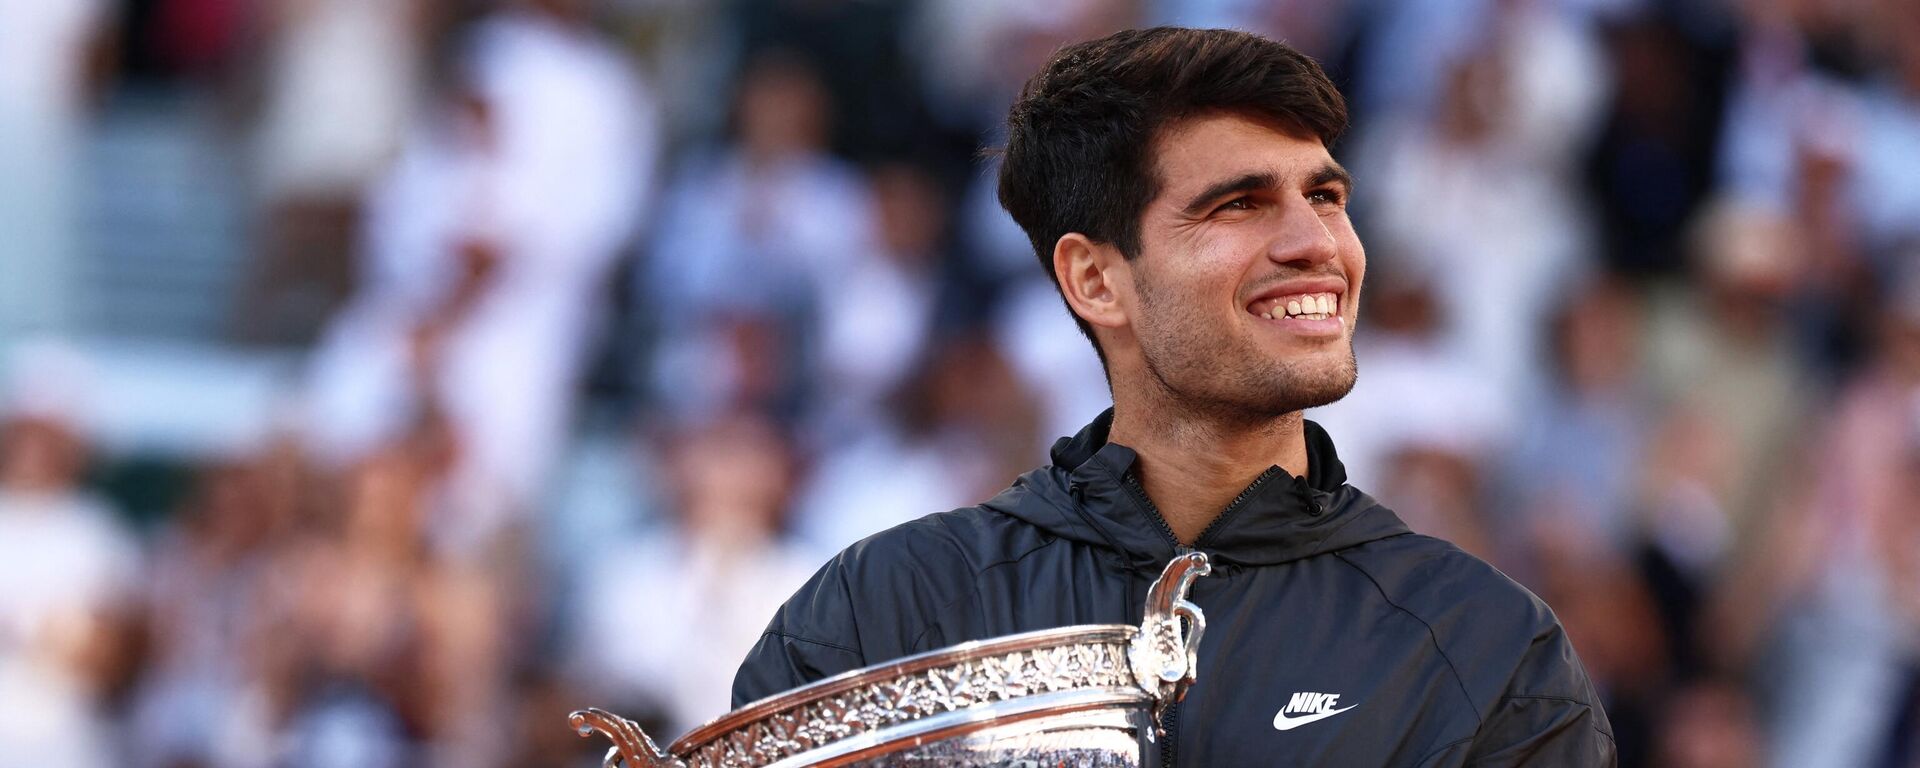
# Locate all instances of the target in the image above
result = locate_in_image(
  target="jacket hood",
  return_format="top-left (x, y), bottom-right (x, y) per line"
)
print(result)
top-left (981, 408), bottom-right (1410, 571)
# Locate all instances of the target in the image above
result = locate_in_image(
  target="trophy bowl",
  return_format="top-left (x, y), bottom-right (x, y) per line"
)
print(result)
top-left (570, 552), bottom-right (1211, 768)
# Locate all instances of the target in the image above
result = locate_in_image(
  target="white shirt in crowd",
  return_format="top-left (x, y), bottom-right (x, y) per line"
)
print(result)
top-left (0, 488), bottom-right (139, 768)
top-left (305, 9), bottom-right (657, 538)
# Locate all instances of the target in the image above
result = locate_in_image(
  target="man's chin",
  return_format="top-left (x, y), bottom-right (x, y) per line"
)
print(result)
top-left (1257, 355), bottom-right (1358, 414)
top-left (1141, 336), bottom-right (1357, 419)
top-left (1288, 378), bottom-right (1356, 412)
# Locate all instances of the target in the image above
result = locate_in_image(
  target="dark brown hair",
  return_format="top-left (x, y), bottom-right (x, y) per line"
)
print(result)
top-left (996, 27), bottom-right (1349, 359)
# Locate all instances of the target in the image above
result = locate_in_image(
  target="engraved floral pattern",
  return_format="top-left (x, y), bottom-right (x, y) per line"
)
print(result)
top-left (678, 641), bottom-right (1135, 768)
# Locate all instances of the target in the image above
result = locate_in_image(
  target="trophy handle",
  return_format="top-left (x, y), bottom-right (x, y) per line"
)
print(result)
top-left (569, 708), bottom-right (685, 768)
top-left (1127, 551), bottom-right (1212, 734)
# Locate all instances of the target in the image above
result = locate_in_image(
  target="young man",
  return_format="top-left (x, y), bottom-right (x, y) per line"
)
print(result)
top-left (732, 27), bottom-right (1615, 766)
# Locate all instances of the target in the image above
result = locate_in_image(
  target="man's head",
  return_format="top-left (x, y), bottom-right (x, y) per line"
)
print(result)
top-left (997, 27), bottom-right (1365, 421)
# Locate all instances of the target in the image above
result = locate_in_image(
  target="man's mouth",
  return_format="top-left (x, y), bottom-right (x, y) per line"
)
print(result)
top-left (1249, 292), bottom-right (1341, 321)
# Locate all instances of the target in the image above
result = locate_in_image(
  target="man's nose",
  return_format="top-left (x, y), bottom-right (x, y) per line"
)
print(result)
top-left (1265, 198), bottom-right (1339, 268)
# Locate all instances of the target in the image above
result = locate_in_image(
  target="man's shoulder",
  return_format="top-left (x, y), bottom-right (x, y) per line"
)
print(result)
top-left (1337, 532), bottom-right (1552, 631)
top-left (1336, 535), bottom-right (1618, 757)
top-left (1334, 532), bottom-right (1593, 707)
top-left (836, 501), bottom-right (1052, 583)
top-left (771, 501), bottom-right (1056, 638)
top-left (849, 499), bottom-right (1075, 614)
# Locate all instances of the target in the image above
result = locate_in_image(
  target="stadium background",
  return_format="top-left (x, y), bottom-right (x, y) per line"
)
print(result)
top-left (2, 0), bottom-right (1919, 765)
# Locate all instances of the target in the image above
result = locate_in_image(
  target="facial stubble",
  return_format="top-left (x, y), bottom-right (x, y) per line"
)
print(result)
top-left (1133, 270), bottom-right (1359, 425)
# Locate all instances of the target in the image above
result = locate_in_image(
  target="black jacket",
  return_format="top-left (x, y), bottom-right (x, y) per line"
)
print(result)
top-left (733, 411), bottom-right (1615, 766)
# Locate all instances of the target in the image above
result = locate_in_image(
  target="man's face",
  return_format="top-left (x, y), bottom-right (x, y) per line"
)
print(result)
top-left (1122, 112), bottom-right (1365, 419)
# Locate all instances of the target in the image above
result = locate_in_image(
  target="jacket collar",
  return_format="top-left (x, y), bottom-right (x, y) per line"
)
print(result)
top-left (998, 408), bottom-right (1408, 570)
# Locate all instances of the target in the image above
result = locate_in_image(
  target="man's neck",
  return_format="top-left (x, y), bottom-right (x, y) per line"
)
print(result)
top-left (1107, 403), bottom-right (1309, 546)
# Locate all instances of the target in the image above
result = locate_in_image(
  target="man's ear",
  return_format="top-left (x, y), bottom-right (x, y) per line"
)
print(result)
top-left (1053, 233), bottom-right (1132, 331)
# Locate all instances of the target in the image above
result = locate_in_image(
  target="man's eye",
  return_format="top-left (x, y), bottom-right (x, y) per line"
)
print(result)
top-left (1218, 197), bottom-right (1255, 212)
top-left (1308, 188), bottom-right (1346, 205)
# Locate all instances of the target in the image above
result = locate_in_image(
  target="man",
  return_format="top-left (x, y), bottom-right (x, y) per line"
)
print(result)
top-left (733, 27), bottom-right (1615, 766)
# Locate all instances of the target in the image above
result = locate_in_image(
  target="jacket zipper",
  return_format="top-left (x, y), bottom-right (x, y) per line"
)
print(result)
top-left (1193, 465), bottom-right (1285, 547)
top-left (1123, 464), bottom-right (1284, 768)
top-left (1121, 471), bottom-right (1187, 768)
top-left (1123, 471), bottom-right (1184, 552)
top-left (1122, 464), bottom-right (1288, 550)
top-left (1161, 698), bottom-right (1180, 768)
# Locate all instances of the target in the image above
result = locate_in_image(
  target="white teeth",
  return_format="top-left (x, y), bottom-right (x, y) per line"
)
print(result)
top-left (1257, 293), bottom-right (1340, 320)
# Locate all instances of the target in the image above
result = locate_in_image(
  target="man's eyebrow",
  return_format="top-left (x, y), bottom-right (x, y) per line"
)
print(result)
top-left (1309, 162), bottom-right (1354, 193)
top-left (1177, 164), bottom-right (1353, 216)
top-left (1180, 171), bottom-right (1280, 216)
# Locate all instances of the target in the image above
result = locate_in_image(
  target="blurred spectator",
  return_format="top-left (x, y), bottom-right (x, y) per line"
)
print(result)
top-left (793, 334), bottom-right (1041, 555)
top-left (807, 163), bottom-right (946, 446)
top-left (239, 0), bottom-right (433, 344)
top-left (304, 0), bottom-right (658, 548)
top-left (1585, 7), bottom-right (1734, 276)
top-left (566, 413), bottom-right (816, 736)
top-left (1645, 200), bottom-right (1811, 551)
top-left (127, 449), bottom-right (300, 768)
top-left (1847, 2), bottom-right (1920, 267)
top-left (0, 344), bottom-right (140, 768)
top-left (1381, 445), bottom-right (1496, 562)
top-left (1356, 6), bottom-right (1604, 414)
top-left (643, 50), bottom-right (875, 427)
top-left (261, 408), bottom-right (520, 766)
top-left (1503, 275), bottom-right (1648, 551)
top-left (1720, 0), bottom-right (1920, 278)
top-left (1742, 261), bottom-right (1920, 768)
top-left (732, 0), bottom-right (949, 166)
top-left (249, 0), bottom-right (426, 207)
top-left (265, 444), bottom-right (434, 766)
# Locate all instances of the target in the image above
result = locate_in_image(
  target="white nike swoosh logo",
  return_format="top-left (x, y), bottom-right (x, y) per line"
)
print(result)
top-left (1272, 704), bottom-right (1358, 731)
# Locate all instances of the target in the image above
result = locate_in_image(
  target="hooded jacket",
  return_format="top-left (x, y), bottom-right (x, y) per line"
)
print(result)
top-left (732, 411), bottom-right (1615, 766)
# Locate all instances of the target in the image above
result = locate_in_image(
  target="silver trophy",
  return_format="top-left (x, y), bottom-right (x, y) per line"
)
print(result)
top-left (570, 551), bottom-right (1211, 768)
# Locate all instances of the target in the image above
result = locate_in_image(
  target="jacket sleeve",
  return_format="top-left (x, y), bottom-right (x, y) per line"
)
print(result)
top-left (729, 553), bottom-right (869, 708)
top-left (1463, 622), bottom-right (1616, 767)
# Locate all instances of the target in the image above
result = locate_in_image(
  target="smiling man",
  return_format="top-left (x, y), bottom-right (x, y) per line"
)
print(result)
top-left (732, 27), bottom-right (1615, 766)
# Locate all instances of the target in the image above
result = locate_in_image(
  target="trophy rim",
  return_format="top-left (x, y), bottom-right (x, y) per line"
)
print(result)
top-left (673, 623), bottom-right (1138, 753)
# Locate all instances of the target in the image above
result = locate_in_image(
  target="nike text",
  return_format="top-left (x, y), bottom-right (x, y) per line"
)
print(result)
top-left (1273, 691), bottom-right (1357, 731)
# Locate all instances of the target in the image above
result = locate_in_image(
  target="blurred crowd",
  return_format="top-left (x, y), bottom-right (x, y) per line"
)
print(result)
top-left (2, 0), bottom-right (1919, 766)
